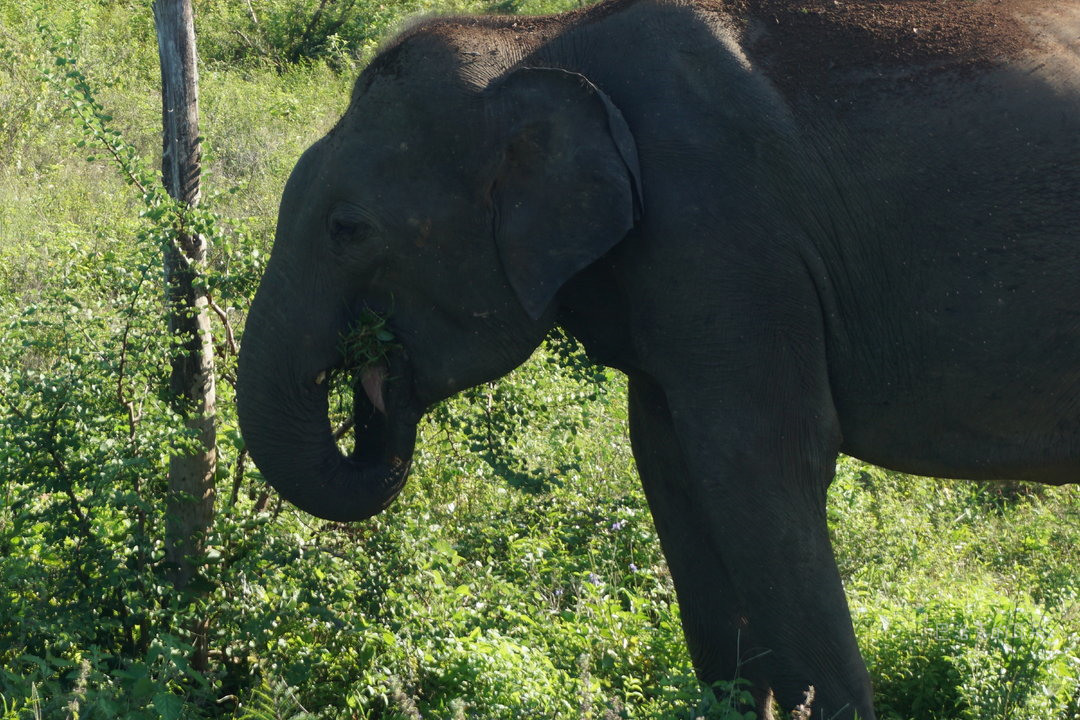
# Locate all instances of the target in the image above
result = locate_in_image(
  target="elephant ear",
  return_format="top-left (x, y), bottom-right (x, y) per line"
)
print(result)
top-left (488, 67), bottom-right (642, 320)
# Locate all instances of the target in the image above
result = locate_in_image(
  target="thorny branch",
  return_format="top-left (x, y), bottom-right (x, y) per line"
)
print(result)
top-left (206, 292), bottom-right (238, 356)
top-left (292, 0), bottom-right (358, 63)
top-left (228, 448), bottom-right (250, 509)
top-left (333, 416), bottom-right (355, 441)
top-left (116, 266), bottom-right (153, 439)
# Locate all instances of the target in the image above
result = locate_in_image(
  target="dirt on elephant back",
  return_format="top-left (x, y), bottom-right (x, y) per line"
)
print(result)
top-left (705, 0), bottom-right (1044, 91)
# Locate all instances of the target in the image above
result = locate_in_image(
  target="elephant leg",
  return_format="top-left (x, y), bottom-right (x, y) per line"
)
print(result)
top-left (628, 375), bottom-right (767, 712)
top-left (651, 364), bottom-right (876, 720)
top-left (629, 326), bottom-right (877, 720)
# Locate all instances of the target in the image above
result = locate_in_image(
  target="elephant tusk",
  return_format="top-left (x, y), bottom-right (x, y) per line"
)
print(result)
top-left (315, 370), bottom-right (327, 385)
top-left (361, 365), bottom-right (388, 414)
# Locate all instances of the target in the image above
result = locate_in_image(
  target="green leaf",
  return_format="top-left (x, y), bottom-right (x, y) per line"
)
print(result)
top-left (131, 676), bottom-right (156, 701)
top-left (152, 692), bottom-right (183, 720)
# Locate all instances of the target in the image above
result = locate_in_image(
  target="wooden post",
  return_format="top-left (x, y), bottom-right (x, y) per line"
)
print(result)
top-left (153, 0), bottom-right (217, 673)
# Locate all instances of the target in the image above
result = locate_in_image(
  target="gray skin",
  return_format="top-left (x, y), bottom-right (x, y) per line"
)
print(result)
top-left (236, 0), bottom-right (1080, 717)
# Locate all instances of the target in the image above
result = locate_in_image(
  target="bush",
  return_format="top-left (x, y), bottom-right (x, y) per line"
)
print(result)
top-left (858, 594), bottom-right (1080, 720)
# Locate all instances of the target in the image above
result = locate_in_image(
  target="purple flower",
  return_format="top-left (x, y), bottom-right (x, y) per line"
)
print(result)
top-left (610, 520), bottom-right (626, 531)
top-left (588, 573), bottom-right (601, 585)
top-left (629, 563), bottom-right (638, 572)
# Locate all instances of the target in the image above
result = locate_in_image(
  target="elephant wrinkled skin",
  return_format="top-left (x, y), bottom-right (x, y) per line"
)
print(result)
top-left (236, 1), bottom-right (1080, 716)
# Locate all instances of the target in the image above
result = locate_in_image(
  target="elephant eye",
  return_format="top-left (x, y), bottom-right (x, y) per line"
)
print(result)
top-left (328, 211), bottom-right (376, 248)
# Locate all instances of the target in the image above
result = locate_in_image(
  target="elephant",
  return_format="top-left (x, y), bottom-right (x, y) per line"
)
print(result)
top-left (235, 0), bottom-right (1080, 716)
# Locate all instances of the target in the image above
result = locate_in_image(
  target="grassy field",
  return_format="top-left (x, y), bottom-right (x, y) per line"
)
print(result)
top-left (0, 1), bottom-right (1078, 718)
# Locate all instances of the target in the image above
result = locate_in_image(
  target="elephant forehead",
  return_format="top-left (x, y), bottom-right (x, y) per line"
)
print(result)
top-left (313, 119), bottom-right (482, 203)
top-left (336, 99), bottom-right (489, 177)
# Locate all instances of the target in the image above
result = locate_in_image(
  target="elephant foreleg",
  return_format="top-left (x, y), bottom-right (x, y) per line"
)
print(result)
top-left (628, 374), bottom-right (769, 712)
top-left (654, 370), bottom-right (876, 720)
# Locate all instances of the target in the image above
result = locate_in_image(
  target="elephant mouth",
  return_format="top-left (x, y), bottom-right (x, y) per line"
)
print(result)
top-left (319, 364), bottom-right (387, 431)
top-left (323, 348), bottom-right (420, 464)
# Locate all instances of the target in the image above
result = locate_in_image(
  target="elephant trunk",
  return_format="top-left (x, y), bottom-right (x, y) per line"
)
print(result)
top-left (237, 284), bottom-right (418, 522)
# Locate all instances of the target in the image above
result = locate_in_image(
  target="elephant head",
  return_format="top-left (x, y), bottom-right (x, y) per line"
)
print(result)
top-left (236, 38), bottom-right (642, 521)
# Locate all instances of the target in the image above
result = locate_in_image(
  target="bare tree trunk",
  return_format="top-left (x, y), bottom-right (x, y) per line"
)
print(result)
top-left (153, 0), bottom-right (217, 674)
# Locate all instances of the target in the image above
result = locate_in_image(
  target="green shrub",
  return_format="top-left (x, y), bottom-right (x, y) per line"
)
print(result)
top-left (858, 593), bottom-right (1080, 720)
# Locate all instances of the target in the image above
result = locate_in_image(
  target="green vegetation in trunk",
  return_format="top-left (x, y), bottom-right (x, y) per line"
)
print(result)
top-left (339, 307), bottom-right (398, 372)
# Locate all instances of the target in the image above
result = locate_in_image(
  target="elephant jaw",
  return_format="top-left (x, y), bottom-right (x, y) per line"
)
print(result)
top-left (344, 351), bottom-right (420, 466)
top-left (312, 353), bottom-right (420, 520)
